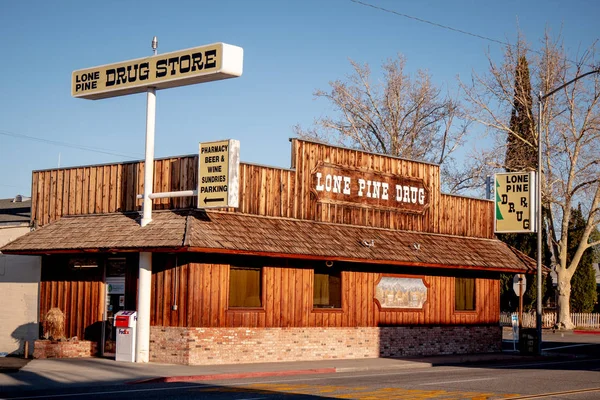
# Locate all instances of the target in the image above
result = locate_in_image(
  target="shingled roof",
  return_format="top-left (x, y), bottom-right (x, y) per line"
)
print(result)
top-left (0, 209), bottom-right (536, 273)
top-left (0, 196), bottom-right (31, 225)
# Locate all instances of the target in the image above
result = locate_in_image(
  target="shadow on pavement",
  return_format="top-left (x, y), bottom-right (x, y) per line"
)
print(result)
top-left (0, 356), bottom-right (31, 374)
top-left (1, 365), bottom-right (335, 400)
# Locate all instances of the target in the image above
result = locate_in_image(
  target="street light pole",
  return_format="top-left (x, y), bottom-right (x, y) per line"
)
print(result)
top-left (535, 66), bottom-right (600, 354)
top-left (536, 91), bottom-right (543, 355)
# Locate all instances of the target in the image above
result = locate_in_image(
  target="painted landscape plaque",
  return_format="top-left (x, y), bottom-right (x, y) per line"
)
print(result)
top-left (374, 276), bottom-right (428, 309)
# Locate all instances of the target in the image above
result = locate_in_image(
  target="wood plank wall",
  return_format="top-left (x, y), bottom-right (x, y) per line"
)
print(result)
top-left (30, 140), bottom-right (494, 239)
top-left (39, 256), bottom-right (104, 340)
top-left (150, 261), bottom-right (500, 328)
top-left (31, 157), bottom-right (198, 227)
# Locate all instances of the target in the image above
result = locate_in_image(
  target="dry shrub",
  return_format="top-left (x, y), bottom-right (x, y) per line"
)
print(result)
top-left (43, 308), bottom-right (65, 341)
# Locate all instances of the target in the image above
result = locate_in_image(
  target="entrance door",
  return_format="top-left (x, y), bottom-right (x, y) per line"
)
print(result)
top-left (103, 258), bottom-right (127, 356)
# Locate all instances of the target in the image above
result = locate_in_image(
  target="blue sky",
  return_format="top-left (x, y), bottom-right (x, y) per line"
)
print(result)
top-left (1, 0), bottom-right (598, 199)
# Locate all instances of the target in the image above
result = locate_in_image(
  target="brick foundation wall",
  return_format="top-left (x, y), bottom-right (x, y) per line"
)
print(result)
top-left (150, 325), bottom-right (501, 365)
top-left (33, 340), bottom-right (98, 359)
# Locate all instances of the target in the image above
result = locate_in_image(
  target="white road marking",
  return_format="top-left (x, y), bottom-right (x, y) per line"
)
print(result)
top-left (543, 343), bottom-right (595, 351)
top-left (3, 358), bottom-right (598, 399)
top-left (497, 358), bottom-right (600, 369)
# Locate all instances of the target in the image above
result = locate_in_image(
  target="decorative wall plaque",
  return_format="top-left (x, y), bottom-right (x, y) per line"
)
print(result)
top-left (374, 276), bottom-right (428, 310)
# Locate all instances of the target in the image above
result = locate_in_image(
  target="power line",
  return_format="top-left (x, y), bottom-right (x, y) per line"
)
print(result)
top-left (352, 0), bottom-right (509, 47)
top-left (0, 130), bottom-right (143, 160)
top-left (350, 0), bottom-right (593, 69)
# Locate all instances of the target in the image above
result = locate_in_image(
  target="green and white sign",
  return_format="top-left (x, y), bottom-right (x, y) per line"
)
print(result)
top-left (494, 172), bottom-right (536, 233)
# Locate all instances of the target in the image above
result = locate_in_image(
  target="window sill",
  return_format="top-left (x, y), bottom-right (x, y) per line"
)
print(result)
top-left (312, 308), bottom-right (343, 313)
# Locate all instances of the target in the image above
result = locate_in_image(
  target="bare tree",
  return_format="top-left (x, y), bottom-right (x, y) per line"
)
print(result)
top-left (462, 32), bottom-right (600, 329)
top-left (294, 55), bottom-right (473, 193)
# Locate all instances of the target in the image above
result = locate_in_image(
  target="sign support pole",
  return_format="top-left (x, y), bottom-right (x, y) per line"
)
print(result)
top-left (536, 92), bottom-right (543, 355)
top-left (519, 275), bottom-right (524, 328)
top-left (136, 36), bottom-right (158, 363)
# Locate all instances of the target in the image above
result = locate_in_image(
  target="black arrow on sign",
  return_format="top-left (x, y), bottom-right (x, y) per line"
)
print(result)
top-left (204, 197), bottom-right (224, 204)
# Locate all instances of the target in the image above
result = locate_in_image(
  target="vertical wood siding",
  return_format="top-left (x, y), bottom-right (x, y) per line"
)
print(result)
top-left (150, 261), bottom-right (500, 328)
top-left (39, 257), bottom-right (104, 340)
top-left (30, 140), bottom-right (493, 239)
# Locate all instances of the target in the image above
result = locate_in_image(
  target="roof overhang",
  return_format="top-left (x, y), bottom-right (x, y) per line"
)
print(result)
top-left (0, 209), bottom-right (538, 274)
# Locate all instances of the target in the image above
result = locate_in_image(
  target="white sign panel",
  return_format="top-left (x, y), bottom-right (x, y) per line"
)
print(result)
top-left (512, 274), bottom-right (527, 297)
top-left (198, 139), bottom-right (240, 208)
top-left (495, 172), bottom-right (536, 233)
top-left (72, 43), bottom-right (243, 100)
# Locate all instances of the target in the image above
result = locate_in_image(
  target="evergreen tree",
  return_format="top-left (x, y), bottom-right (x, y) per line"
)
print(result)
top-left (568, 206), bottom-right (598, 313)
top-left (497, 54), bottom-right (545, 310)
top-left (464, 32), bottom-right (600, 329)
top-left (505, 56), bottom-right (537, 172)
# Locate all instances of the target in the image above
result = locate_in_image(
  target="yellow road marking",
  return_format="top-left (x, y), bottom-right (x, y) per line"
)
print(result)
top-left (201, 383), bottom-right (512, 399)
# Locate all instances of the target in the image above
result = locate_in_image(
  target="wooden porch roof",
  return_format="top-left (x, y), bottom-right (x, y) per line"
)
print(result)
top-left (0, 209), bottom-right (536, 273)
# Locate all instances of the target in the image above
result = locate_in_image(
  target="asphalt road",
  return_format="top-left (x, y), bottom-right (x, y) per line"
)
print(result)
top-left (2, 331), bottom-right (599, 400)
top-left (3, 356), bottom-right (600, 400)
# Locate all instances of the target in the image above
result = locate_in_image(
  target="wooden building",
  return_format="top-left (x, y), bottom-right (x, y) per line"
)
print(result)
top-left (1, 139), bottom-right (535, 365)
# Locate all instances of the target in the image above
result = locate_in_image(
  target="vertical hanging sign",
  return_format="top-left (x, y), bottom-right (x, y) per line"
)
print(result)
top-left (198, 139), bottom-right (240, 208)
top-left (494, 171), bottom-right (536, 233)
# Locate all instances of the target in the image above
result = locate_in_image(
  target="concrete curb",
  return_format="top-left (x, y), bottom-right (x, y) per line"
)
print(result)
top-left (334, 360), bottom-right (433, 373)
top-left (128, 360), bottom-right (435, 384)
top-left (128, 353), bottom-right (560, 385)
top-left (573, 330), bottom-right (600, 335)
top-left (128, 368), bottom-right (337, 384)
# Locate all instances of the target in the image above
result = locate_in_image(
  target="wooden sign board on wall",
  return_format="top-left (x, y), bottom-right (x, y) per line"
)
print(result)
top-left (311, 163), bottom-right (430, 214)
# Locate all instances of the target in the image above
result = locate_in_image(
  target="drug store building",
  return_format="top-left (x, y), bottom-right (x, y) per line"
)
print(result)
top-left (1, 139), bottom-right (535, 365)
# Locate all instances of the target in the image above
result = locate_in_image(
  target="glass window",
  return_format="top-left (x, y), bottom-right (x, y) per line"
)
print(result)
top-left (455, 277), bottom-right (476, 311)
top-left (313, 269), bottom-right (342, 309)
top-left (229, 266), bottom-right (262, 308)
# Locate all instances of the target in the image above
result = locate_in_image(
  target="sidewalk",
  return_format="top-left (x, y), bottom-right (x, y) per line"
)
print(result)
top-left (2, 328), bottom-right (594, 394)
top-left (0, 351), bottom-right (539, 392)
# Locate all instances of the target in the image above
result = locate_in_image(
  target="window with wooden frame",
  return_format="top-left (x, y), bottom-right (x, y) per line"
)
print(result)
top-left (313, 267), bottom-right (342, 309)
top-left (455, 277), bottom-right (476, 311)
top-left (229, 266), bottom-right (262, 308)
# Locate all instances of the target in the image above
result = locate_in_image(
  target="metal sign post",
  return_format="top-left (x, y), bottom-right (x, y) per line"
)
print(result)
top-left (72, 39), bottom-right (243, 363)
top-left (512, 274), bottom-right (526, 328)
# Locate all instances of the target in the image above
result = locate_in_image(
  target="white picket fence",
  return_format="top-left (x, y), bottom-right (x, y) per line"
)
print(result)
top-left (500, 312), bottom-right (600, 328)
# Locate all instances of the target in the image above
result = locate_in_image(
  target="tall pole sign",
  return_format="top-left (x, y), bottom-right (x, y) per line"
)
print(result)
top-left (494, 172), bottom-right (536, 233)
top-left (72, 43), bottom-right (243, 100)
top-left (72, 39), bottom-right (243, 364)
top-left (198, 139), bottom-right (240, 208)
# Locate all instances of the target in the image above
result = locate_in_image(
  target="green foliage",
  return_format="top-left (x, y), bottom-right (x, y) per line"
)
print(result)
top-left (524, 271), bottom-right (554, 311)
top-left (497, 232), bottom-right (552, 312)
top-left (499, 273), bottom-right (513, 311)
top-left (568, 206), bottom-right (598, 313)
top-left (505, 55), bottom-right (537, 172)
top-left (571, 262), bottom-right (597, 312)
top-left (498, 55), bottom-right (550, 311)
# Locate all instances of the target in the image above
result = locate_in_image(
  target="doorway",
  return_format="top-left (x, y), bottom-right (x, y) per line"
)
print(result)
top-left (102, 257), bottom-right (127, 356)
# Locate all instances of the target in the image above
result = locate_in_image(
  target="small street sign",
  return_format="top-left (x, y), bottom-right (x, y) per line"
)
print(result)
top-left (512, 274), bottom-right (527, 297)
top-left (511, 314), bottom-right (519, 350)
